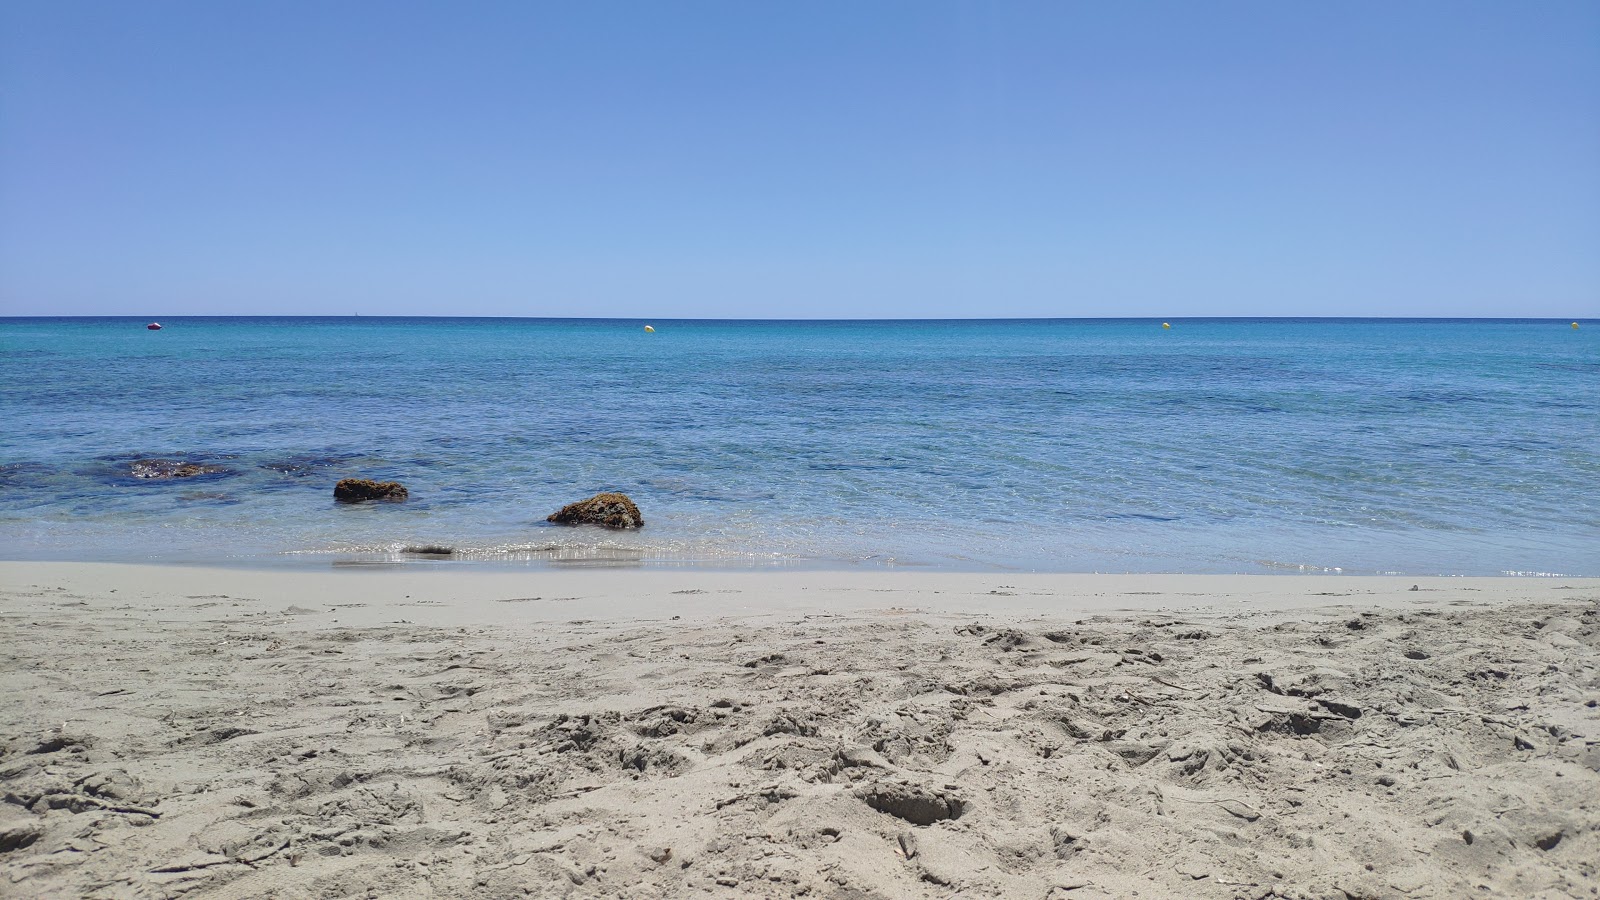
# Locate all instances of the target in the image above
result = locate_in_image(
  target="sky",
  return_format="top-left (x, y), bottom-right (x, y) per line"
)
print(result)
top-left (1, 1), bottom-right (1596, 319)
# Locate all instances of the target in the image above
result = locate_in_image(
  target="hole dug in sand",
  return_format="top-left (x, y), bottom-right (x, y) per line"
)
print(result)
top-left (858, 782), bottom-right (967, 826)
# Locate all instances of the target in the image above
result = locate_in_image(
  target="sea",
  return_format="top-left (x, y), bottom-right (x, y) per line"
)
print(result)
top-left (1, 317), bottom-right (1595, 575)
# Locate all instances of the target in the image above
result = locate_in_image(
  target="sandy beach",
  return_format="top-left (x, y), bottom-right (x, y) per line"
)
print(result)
top-left (1, 563), bottom-right (1597, 898)
top-left (8, 1), bottom-right (1596, 897)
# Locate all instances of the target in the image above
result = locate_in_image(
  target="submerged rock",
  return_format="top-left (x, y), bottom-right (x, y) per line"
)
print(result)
top-left (402, 545), bottom-right (454, 556)
top-left (547, 492), bottom-right (643, 529)
top-left (130, 459), bottom-right (225, 479)
top-left (259, 455), bottom-right (357, 478)
top-left (333, 479), bottom-right (408, 502)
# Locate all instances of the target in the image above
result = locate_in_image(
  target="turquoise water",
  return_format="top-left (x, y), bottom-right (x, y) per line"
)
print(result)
top-left (1, 317), bottom-right (1595, 574)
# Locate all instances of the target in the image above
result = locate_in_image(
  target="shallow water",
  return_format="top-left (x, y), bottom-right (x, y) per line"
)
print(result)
top-left (1, 317), bottom-right (1595, 574)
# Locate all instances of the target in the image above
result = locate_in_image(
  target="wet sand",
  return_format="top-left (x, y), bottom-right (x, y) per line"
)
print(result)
top-left (1, 563), bottom-right (1597, 898)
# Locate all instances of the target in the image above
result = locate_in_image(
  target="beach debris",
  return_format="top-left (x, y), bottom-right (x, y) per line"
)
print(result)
top-left (333, 478), bottom-right (408, 502)
top-left (858, 782), bottom-right (967, 826)
top-left (547, 492), bottom-right (643, 529)
top-left (129, 459), bottom-right (224, 479)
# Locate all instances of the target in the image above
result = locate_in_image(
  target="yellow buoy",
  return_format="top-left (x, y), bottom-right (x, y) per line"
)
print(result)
top-left (644, 325), bottom-right (655, 333)
top-left (1573, 322), bottom-right (1580, 330)
top-left (1162, 322), bottom-right (1171, 329)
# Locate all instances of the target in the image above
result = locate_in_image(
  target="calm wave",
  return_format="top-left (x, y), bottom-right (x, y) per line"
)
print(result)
top-left (1, 317), bottom-right (1595, 574)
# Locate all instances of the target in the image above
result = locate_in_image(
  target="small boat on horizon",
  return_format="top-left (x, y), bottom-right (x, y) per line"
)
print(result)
top-left (146, 322), bottom-right (162, 330)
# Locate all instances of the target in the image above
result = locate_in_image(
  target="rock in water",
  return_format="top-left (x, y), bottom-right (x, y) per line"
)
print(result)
top-left (130, 459), bottom-right (225, 479)
top-left (333, 478), bottom-right (409, 502)
top-left (547, 492), bottom-right (643, 529)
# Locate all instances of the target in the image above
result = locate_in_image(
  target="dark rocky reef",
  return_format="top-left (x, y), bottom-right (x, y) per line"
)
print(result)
top-left (547, 492), bottom-right (643, 529)
top-left (333, 479), bottom-right (409, 502)
top-left (0, 462), bottom-right (51, 486)
top-left (129, 459), bottom-right (226, 479)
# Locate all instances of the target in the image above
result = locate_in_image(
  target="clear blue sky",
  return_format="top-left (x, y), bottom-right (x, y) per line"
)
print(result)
top-left (2, 1), bottom-right (1596, 318)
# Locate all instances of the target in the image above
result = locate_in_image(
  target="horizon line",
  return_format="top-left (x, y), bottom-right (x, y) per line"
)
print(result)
top-left (2, 314), bottom-right (1593, 323)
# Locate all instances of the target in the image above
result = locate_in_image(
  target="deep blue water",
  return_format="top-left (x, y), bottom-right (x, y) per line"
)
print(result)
top-left (1, 317), bottom-right (1596, 574)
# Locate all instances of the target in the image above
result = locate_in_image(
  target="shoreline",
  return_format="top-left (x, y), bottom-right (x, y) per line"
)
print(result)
top-left (2, 563), bottom-right (1597, 897)
top-left (5, 561), bottom-right (1598, 629)
top-left (7, 547), bottom-right (1595, 579)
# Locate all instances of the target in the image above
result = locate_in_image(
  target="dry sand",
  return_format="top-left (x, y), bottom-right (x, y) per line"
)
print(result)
top-left (1, 563), bottom-right (1597, 899)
